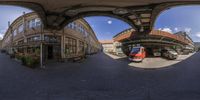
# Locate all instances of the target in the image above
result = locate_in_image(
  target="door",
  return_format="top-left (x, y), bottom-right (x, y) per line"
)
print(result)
top-left (48, 45), bottom-right (53, 59)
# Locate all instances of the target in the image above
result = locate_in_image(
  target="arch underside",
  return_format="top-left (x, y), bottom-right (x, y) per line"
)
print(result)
top-left (1, 1), bottom-right (200, 32)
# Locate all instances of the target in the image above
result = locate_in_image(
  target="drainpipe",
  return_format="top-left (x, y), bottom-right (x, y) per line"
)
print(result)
top-left (40, 35), bottom-right (44, 68)
top-left (61, 28), bottom-right (65, 60)
top-left (40, 21), bottom-right (45, 69)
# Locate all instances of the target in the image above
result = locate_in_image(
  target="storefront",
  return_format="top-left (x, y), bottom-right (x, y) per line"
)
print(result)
top-left (43, 35), bottom-right (61, 60)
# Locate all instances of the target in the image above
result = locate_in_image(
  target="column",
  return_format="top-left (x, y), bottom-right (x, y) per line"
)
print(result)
top-left (61, 29), bottom-right (65, 59)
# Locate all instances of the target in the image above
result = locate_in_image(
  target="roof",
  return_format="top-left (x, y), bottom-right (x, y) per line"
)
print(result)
top-left (113, 29), bottom-right (194, 45)
top-left (174, 31), bottom-right (194, 42)
top-left (113, 28), bottom-right (134, 38)
top-left (99, 40), bottom-right (113, 44)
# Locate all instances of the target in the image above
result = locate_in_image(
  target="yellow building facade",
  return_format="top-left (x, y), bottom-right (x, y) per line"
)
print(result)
top-left (1, 12), bottom-right (101, 62)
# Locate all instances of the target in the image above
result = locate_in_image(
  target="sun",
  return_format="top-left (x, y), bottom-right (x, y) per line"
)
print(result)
top-left (107, 20), bottom-right (112, 24)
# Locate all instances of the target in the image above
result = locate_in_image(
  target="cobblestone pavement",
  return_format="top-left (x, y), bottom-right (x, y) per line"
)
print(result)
top-left (105, 52), bottom-right (196, 68)
top-left (0, 52), bottom-right (200, 100)
top-left (128, 53), bottom-right (196, 68)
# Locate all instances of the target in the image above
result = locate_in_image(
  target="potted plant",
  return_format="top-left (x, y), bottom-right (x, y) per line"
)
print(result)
top-left (20, 54), bottom-right (39, 68)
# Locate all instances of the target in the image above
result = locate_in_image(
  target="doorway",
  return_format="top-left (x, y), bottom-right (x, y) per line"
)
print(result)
top-left (47, 45), bottom-right (53, 59)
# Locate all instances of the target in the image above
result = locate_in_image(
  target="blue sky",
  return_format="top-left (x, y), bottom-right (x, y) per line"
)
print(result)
top-left (0, 5), bottom-right (32, 39)
top-left (84, 16), bottom-right (131, 40)
top-left (155, 6), bottom-right (200, 42)
top-left (0, 5), bottom-right (200, 42)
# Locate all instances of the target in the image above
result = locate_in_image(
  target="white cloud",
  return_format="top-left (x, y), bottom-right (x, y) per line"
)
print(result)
top-left (0, 29), bottom-right (6, 39)
top-left (184, 27), bottom-right (192, 33)
top-left (174, 27), bottom-right (179, 32)
top-left (107, 20), bottom-right (112, 24)
top-left (0, 34), bottom-right (3, 39)
top-left (160, 27), bottom-right (173, 33)
top-left (196, 32), bottom-right (200, 38)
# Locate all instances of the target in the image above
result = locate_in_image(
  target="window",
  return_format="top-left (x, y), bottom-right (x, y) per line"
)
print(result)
top-left (18, 40), bottom-right (24, 45)
top-left (27, 46), bottom-right (40, 54)
top-left (65, 37), bottom-right (77, 55)
top-left (79, 41), bottom-right (84, 53)
top-left (13, 29), bottom-right (17, 36)
top-left (35, 18), bottom-right (41, 27)
top-left (44, 35), bottom-right (61, 43)
top-left (28, 19), bottom-right (36, 28)
top-left (75, 24), bottom-right (79, 31)
top-left (27, 20), bottom-right (30, 28)
top-left (82, 27), bottom-right (85, 34)
top-left (84, 31), bottom-right (88, 37)
top-left (79, 25), bottom-right (84, 33)
top-left (33, 36), bottom-right (41, 41)
top-left (67, 23), bottom-right (72, 28)
top-left (27, 36), bottom-right (41, 43)
top-left (31, 19), bottom-right (36, 28)
top-left (71, 22), bottom-right (75, 29)
top-left (77, 24), bottom-right (81, 32)
top-left (17, 48), bottom-right (24, 53)
top-left (18, 24), bottom-right (24, 33)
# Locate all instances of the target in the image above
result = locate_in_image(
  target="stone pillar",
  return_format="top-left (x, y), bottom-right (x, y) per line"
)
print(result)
top-left (61, 29), bottom-right (65, 59)
top-left (76, 39), bottom-right (79, 55)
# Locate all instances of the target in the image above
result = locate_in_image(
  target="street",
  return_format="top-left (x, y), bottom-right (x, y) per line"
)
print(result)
top-left (0, 52), bottom-right (200, 100)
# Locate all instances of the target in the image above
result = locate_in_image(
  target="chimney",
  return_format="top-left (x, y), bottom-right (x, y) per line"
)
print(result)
top-left (8, 21), bottom-right (10, 27)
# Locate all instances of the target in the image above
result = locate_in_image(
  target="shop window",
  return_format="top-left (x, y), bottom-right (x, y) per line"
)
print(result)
top-left (65, 37), bottom-right (77, 55)
top-left (79, 41), bottom-right (84, 53)
top-left (27, 36), bottom-right (41, 43)
top-left (27, 47), bottom-right (32, 53)
top-left (17, 48), bottom-right (24, 53)
top-left (27, 46), bottom-right (40, 54)
top-left (44, 35), bottom-right (61, 43)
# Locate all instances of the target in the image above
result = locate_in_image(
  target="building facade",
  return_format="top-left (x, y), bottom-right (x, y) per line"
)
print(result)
top-left (99, 40), bottom-right (124, 55)
top-left (99, 40), bottom-right (114, 53)
top-left (174, 31), bottom-right (195, 49)
top-left (1, 12), bottom-right (101, 61)
top-left (113, 28), bottom-right (195, 55)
